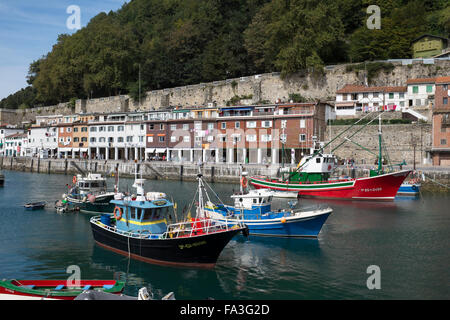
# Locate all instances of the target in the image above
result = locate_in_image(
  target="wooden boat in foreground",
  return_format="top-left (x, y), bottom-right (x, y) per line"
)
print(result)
top-left (0, 279), bottom-right (125, 300)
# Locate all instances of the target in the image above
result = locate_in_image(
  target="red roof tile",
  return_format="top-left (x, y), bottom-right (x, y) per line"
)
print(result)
top-left (406, 77), bottom-right (436, 84)
top-left (435, 76), bottom-right (450, 84)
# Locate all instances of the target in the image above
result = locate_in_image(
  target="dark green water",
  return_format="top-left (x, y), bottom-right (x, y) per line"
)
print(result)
top-left (0, 170), bottom-right (448, 300)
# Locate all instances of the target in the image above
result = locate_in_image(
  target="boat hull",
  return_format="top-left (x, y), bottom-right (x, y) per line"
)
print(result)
top-left (0, 279), bottom-right (124, 300)
top-left (90, 220), bottom-right (244, 268)
top-left (67, 193), bottom-right (115, 214)
top-left (250, 170), bottom-right (411, 201)
top-left (397, 183), bottom-right (420, 196)
top-left (207, 209), bottom-right (331, 238)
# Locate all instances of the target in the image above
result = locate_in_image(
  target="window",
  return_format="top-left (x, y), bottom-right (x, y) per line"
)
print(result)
top-left (170, 124), bottom-right (177, 131)
top-left (444, 97), bottom-right (448, 105)
top-left (246, 134), bottom-right (257, 142)
top-left (183, 136), bottom-right (190, 142)
top-left (246, 121), bottom-right (256, 128)
top-left (99, 137), bottom-right (105, 142)
top-left (373, 93), bottom-right (379, 98)
top-left (117, 126), bottom-right (124, 131)
top-left (99, 126), bottom-right (105, 132)
top-left (444, 84), bottom-right (448, 91)
top-left (235, 121), bottom-right (240, 129)
top-left (74, 137), bottom-right (79, 142)
top-left (147, 136), bottom-right (153, 143)
top-left (183, 124), bottom-right (189, 130)
top-left (171, 136), bottom-right (177, 143)
top-left (207, 123), bottom-right (214, 130)
top-left (160, 124), bottom-right (164, 130)
top-left (73, 127), bottom-right (78, 132)
top-left (90, 137), bottom-right (96, 143)
top-left (60, 128), bottom-right (64, 133)
top-left (148, 124), bottom-right (154, 130)
top-left (81, 137), bottom-right (87, 142)
top-left (90, 127), bottom-right (97, 132)
top-left (300, 119), bottom-right (306, 128)
top-left (108, 137), bottom-right (114, 143)
top-left (399, 93), bottom-right (405, 99)
top-left (261, 134), bottom-right (272, 142)
top-left (426, 85), bottom-right (433, 93)
top-left (194, 122), bottom-right (202, 130)
top-left (261, 121), bottom-right (272, 128)
top-left (207, 136), bottom-right (213, 142)
top-left (127, 136), bottom-right (133, 142)
top-left (389, 93), bottom-right (394, 99)
top-left (118, 137), bottom-right (124, 143)
top-left (441, 139), bottom-right (447, 145)
top-left (221, 122), bottom-right (226, 129)
top-left (108, 126), bottom-right (114, 132)
top-left (363, 93), bottom-right (368, 98)
top-left (81, 127), bottom-right (88, 132)
top-left (299, 134), bottom-right (306, 142)
top-left (413, 86), bottom-right (418, 94)
top-left (67, 128), bottom-right (72, 133)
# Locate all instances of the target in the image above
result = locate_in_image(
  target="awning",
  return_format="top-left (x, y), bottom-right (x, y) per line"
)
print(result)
top-left (72, 148), bottom-right (80, 152)
top-left (146, 148), bottom-right (155, 153)
top-left (80, 148), bottom-right (88, 152)
top-left (220, 107), bottom-right (253, 111)
top-left (335, 102), bottom-right (355, 107)
top-left (155, 148), bottom-right (166, 153)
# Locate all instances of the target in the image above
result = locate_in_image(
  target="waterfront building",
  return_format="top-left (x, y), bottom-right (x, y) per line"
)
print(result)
top-left (27, 124), bottom-right (58, 158)
top-left (57, 123), bottom-right (73, 159)
top-left (430, 76), bottom-right (450, 165)
top-left (335, 85), bottom-right (407, 117)
top-left (88, 112), bottom-right (146, 161)
top-left (406, 77), bottom-right (436, 109)
top-left (3, 132), bottom-right (27, 157)
top-left (0, 124), bottom-right (23, 156)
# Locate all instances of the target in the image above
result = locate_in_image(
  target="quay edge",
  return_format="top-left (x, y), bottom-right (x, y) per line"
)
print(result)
top-left (1, 157), bottom-right (449, 192)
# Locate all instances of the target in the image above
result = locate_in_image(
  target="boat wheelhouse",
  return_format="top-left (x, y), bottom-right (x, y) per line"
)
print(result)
top-left (65, 173), bottom-right (115, 214)
top-left (90, 171), bottom-right (247, 268)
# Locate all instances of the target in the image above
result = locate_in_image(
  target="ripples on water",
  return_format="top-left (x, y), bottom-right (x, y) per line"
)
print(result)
top-left (0, 170), bottom-right (449, 299)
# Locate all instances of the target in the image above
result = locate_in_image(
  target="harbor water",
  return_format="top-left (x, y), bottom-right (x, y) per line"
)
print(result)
top-left (0, 170), bottom-right (448, 300)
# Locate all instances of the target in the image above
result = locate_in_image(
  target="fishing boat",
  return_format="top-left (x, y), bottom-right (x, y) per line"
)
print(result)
top-left (75, 287), bottom-right (175, 300)
top-left (89, 166), bottom-right (248, 268)
top-left (64, 173), bottom-right (116, 214)
top-left (397, 180), bottom-right (421, 197)
top-left (0, 279), bottom-right (124, 300)
top-left (23, 201), bottom-right (46, 210)
top-left (250, 114), bottom-right (411, 201)
top-left (203, 171), bottom-right (332, 238)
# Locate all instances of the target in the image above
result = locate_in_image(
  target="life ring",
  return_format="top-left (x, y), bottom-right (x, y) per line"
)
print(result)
top-left (240, 177), bottom-right (248, 189)
top-left (113, 206), bottom-right (123, 220)
top-left (73, 176), bottom-right (77, 184)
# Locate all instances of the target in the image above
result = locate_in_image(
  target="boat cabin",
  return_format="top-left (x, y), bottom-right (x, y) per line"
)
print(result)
top-left (75, 173), bottom-right (107, 194)
top-left (230, 191), bottom-right (272, 215)
top-left (110, 197), bottom-right (173, 235)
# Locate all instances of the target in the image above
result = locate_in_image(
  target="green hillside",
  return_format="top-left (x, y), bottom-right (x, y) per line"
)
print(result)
top-left (1, 0), bottom-right (448, 109)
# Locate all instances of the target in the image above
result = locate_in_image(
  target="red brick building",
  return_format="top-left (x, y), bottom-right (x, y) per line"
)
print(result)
top-left (431, 76), bottom-right (450, 165)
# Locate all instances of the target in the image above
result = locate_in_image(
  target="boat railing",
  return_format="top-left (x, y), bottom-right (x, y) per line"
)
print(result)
top-left (162, 218), bottom-right (243, 239)
top-left (91, 216), bottom-right (243, 240)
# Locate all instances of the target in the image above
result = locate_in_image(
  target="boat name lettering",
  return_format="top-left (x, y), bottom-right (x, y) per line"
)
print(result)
top-left (178, 241), bottom-right (207, 250)
top-left (360, 187), bottom-right (382, 192)
top-left (153, 200), bottom-right (167, 206)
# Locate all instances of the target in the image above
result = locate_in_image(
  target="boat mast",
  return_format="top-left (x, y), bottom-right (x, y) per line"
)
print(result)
top-left (378, 114), bottom-right (382, 173)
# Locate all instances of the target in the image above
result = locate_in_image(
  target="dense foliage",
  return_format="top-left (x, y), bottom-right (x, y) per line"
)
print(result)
top-left (1, 0), bottom-right (448, 109)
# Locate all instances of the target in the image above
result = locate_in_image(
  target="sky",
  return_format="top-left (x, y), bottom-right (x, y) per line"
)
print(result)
top-left (0, 0), bottom-right (130, 100)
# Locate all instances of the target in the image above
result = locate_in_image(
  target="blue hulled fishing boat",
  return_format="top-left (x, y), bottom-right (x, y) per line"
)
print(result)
top-left (90, 167), bottom-right (247, 268)
top-left (200, 172), bottom-right (332, 238)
